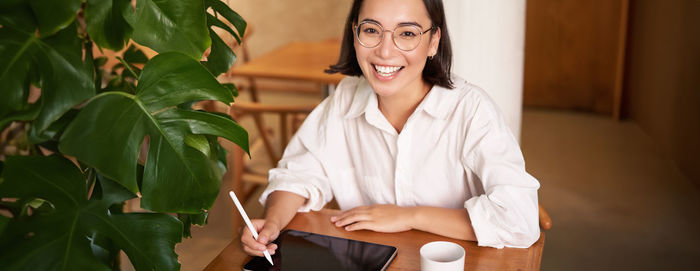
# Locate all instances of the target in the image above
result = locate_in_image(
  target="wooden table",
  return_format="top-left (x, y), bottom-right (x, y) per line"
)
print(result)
top-left (205, 209), bottom-right (545, 271)
top-left (231, 39), bottom-right (345, 85)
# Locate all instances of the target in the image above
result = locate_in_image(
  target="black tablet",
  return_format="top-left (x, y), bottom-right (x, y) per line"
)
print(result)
top-left (243, 229), bottom-right (398, 271)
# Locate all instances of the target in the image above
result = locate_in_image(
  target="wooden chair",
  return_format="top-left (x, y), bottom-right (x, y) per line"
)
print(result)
top-left (227, 101), bottom-right (317, 205)
top-left (221, 25), bottom-right (323, 102)
top-left (539, 203), bottom-right (552, 230)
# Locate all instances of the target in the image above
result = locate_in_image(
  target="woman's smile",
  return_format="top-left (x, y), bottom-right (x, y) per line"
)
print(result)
top-left (372, 64), bottom-right (404, 79)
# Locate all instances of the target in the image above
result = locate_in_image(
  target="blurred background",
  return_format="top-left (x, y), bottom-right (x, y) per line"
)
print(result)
top-left (163, 0), bottom-right (699, 270)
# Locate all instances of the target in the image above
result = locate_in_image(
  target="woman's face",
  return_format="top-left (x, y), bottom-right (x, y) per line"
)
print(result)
top-left (354, 0), bottom-right (440, 98)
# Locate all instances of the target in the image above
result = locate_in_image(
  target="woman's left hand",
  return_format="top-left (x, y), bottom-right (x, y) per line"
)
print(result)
top-left (330, 204), bottom-right (414, 233)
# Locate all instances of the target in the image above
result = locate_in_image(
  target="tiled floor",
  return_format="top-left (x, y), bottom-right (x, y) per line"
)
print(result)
top-left (521, 109), bottom-right (700, 270)
top-left (124, 90), bottom-right (700, 270)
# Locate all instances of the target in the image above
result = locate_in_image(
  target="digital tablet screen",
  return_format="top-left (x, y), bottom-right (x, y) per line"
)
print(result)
top-left (243, 229), bottom-right (398, 271)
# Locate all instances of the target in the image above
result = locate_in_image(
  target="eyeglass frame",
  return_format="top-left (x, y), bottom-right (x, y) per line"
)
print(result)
top-left (353, 21), bottom-right (436, 51)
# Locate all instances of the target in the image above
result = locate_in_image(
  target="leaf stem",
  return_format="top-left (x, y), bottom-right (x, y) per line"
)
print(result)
top-left (89, 91), bottom-right (136, 103)
top-left (116, 56), bottom-right (139, 79)
top-left (86, 168), bottom-right (96, 200)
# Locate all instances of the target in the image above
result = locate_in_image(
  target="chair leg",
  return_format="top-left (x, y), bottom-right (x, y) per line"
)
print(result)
top-left (230, 145), bottom-right (246, 237)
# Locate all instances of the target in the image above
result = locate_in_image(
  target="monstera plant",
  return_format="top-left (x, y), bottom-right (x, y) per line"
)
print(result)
top-left (0, 0), bottom-right (249, 270)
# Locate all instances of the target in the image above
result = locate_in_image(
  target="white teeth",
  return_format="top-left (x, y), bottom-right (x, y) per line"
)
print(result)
top-left (374, 65), bottom-right (402, 76)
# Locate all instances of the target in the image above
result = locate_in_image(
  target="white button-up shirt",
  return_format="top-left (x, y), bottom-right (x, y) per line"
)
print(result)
top-left (260, 75), bottom-right (541, 248)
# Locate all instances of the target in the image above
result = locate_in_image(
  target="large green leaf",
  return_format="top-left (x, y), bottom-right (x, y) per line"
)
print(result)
top-left (0, 215), bottom-right (8, 235)
top-left (206, 0), bottom-right (247, 40)
top-left (85, 0), bottom-right (133, 51)
top-left (123, 45), bottom-right (149, 64)
top-left (203, 27), bottom-right (236, 76)
top-left (28, 0), bottom-right (82, 36)
top-left (0, 155), bottom-right (182, 271)
top-left (0, 22), bottom-right (94, 134)
top-left (0, 0), bottom-right (24, 9)
top-left (59, 52), bottom-right (249, 213)
top-left (0, 20), bottom-right (36, 119)
top-left (130, 0), bottom-right (211, 59)
top-left (202, 0), bottom-right (247, 76)
top-left (27, 108), bottom-right (78, 144)
top-left (0, 102), bottom-right (41, 132)
top-left (0, 3), bottom-right (36, 33)
top-left (206, 13), bottom-right (239, 43)
top-left (178, 212), bottom-right (208, 238)
top-left (33, 23), bottom-right (96, 133)
top-left (0, 4), bottom-right (41, 123)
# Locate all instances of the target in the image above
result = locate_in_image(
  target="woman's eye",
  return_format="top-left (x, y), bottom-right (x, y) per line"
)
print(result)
top-left (400, 31), bottom-right (416, 37)
top-left (364, 28), bottom-right (378, 34)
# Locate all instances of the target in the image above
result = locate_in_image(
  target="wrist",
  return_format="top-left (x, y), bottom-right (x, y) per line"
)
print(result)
top-left (406, 206), bottom-right (421, 230)
top-left (263, 215), bottom-right (282, 231)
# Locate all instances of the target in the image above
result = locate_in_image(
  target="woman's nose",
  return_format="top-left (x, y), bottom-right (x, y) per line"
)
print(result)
top-left (376, 31), bottom-right (397, 58)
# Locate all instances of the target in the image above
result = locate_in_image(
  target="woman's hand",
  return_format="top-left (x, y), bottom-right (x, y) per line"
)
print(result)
top-left (240, 219), bottom-right (280, 257)
top-left (239, 191), bottom-right (306, 257)
top-left (330, 204), bottom-right (415, 233)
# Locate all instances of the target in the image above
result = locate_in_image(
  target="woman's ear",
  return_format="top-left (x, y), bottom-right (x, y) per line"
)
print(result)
top-left (429, 27), bottom-right (441, 56)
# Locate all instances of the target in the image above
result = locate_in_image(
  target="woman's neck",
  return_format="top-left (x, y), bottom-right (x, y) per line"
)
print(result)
top-left (377, 80), bottom-right (432, 133)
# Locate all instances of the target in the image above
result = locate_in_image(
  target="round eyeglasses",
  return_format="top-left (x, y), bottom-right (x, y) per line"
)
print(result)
top-left (355, 21), bottom-right (434, 51)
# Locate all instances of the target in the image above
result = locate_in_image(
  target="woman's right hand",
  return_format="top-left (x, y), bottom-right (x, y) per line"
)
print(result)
top-left (240, 191), bottom-right (307, 256)
top-left (240, 219), bottom-right (281, 257)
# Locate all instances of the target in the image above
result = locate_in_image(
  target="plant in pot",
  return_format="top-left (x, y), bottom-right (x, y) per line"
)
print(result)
top-left (0, 0), bottom-right (249, 270)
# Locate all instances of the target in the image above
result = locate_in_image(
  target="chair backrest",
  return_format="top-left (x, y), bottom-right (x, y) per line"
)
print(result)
top-left (539, 203), bottom-right (552, 231)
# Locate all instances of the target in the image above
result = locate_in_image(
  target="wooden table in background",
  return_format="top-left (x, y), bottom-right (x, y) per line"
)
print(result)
top-left (231, 39), bottom-right (345, 85)
top-left (204, 209), bottom-right (545, 271)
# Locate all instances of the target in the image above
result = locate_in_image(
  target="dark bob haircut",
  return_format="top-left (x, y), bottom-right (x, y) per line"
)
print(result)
top-left (326, 0), bottom-right (454, 89)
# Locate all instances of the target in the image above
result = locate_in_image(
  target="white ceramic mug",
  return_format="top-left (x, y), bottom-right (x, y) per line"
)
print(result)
top-left (420, 241), bottom-right (465, 271)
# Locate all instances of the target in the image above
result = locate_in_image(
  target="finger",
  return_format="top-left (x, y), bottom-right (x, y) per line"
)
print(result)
top-left (241, 228), bottom-right (267, 251)
top-left (345, 221), bottom-right (373, 231)
top-left (334, 213), bottom-right (372, 227)
top-left (330, 212), bottom-right (359, 223)
top-left (243, 244), bottom-right (265, 257)
top-left (332, 207), bottom-right (369, 222)
top-left (330, 210), bottom-right (350, 223)
top-left (258, 225), bottom-right (279, 245)
top-left (242, 233), bottom-right (268, 257)
top-left (252, 219), bottom-right (266, 231)
top-left (242, 237), bottom-right (268, 252)
top-left (335, 211), bottom-right (368, 226)
top-left (240, 227), bottom-right (252, 244)
top-left (267, 243), bottom-right (278, 255)
top-left (267, 228), bottom-right (280, 241)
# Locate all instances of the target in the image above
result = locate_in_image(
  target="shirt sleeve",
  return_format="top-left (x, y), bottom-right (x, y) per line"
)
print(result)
top-left (258, 99), bottom-right (334, 213)
top-left (461, 91), bottom-right (541, 249)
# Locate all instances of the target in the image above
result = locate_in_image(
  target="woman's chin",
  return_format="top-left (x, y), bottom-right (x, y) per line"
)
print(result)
top-left (368, 83), bottom-right (401, 98)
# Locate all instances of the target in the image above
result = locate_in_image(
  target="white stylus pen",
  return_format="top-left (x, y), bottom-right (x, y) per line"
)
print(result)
top-left (229, 191), bottom-right (274, 266)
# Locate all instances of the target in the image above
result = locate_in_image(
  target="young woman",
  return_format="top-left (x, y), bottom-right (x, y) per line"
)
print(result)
top-left (240, 0), bottom-right (541, 256)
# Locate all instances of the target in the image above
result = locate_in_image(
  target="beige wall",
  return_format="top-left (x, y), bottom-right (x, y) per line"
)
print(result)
top-left (225, 0), bottom-right (352, 59)
top-left (623, 0), bottom-right (700, 186)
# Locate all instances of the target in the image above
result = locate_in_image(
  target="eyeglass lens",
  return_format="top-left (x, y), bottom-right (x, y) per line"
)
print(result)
top-left (357, 22), bottom-right (425, 51)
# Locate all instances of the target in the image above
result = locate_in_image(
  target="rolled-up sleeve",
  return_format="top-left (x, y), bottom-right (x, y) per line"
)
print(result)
top-left (259, 137), bottom-right (332, 212)
top-left (258, 99), bottom-right (334, 212)
top-left (461, 94), bottom-right (541, 248)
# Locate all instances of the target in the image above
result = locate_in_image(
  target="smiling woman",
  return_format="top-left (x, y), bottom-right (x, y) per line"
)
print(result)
top-left (239, 0), bottom-right (542, 258)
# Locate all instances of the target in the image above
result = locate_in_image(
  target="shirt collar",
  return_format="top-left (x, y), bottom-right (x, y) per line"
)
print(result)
top-left (343, 76), bottom-right (463, 121)
top-left (344, 78), bottom-right (374, 119)
top-left (419, 81), bottom-right (461, 120)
